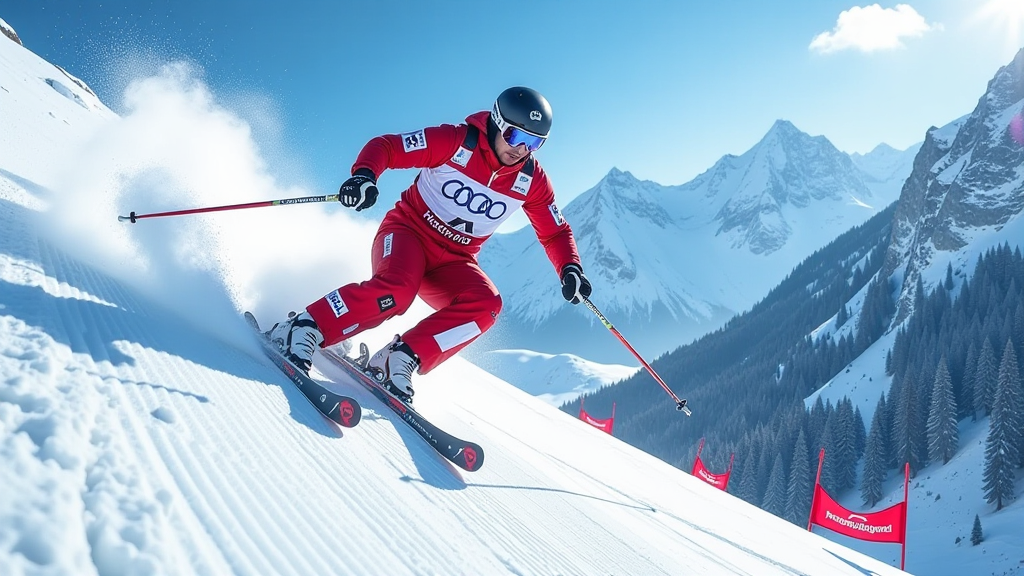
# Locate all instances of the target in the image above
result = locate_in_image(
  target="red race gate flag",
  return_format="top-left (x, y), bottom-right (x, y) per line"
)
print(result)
top-left (809, 486), bottom-right (906, 543)
top-left (578, 398), bottom-right (615, 435)
top-left (808, 448), bottom-right (910, 569)
top-left (690, 438), bottom-right (734, 491)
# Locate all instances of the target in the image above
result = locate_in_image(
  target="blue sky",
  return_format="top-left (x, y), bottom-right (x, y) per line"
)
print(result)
top-left (5, 1), bottom-right (1024, 228)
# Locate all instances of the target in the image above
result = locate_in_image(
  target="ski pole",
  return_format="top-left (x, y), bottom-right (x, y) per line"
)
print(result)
top-left (582, 297), bottom-right (691, 416)
top-left (117, 193), bottom-right (340, 223)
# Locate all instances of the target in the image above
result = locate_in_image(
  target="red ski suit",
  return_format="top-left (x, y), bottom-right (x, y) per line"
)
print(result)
top-left (306, 111), bottom-right (581, 373)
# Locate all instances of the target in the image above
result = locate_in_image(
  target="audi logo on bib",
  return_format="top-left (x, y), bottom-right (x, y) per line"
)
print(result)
top-left (442, 179), bottom-right (507, 220)
top-left (415, 163), bottom-right (528, 243)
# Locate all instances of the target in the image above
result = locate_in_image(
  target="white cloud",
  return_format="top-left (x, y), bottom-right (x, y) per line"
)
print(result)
top-left (809, 4), bottom-right (936, 54)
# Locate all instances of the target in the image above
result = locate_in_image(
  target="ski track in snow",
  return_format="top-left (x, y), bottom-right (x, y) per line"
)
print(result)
top-left (313, 357), bottom-right (663, 575)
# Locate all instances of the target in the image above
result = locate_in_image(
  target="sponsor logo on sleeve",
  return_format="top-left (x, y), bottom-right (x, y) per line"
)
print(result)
top-left (401, 129), bottom-right (427, 152)
top-left (326, 289), bottom-right (349, 318)
top-left (548, 203), bottom-right (566, 226)
top-left (377, 294), bottom-right (396, 313)
top-left (451, 146), bottom-right (472, 167)
top-left (383, 232), bottom-right (393, 258)
top-left (512, 172), bottom-right (533, 195)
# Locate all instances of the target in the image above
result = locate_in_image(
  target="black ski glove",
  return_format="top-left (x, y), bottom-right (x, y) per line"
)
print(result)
top-left (338, 168), bottom-right (379, 211)
top-left (560, 263), bottom-right (593, 305)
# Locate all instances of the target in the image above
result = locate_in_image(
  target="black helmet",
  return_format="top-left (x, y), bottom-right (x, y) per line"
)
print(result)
top-left (491, 86), bottom-right (552, 138)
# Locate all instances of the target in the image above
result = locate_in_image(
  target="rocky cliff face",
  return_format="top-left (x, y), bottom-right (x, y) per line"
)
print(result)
top-left (0, 17), bottom-right (22, 46)
top-left (883, 48), bottom-right (1024, 323)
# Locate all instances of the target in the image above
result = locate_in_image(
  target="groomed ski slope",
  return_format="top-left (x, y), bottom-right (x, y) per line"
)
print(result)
top-left (0, 243), bottom-right (911, 575)
top-left (0, 32), bottom-right (909, 575)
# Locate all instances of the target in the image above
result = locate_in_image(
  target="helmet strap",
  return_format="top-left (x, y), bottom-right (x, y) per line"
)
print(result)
top-left (486, 117), bottom-right (499, 148)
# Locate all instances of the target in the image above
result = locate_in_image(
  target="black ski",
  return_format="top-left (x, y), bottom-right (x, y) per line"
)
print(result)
top-left (319, 346), bottom-right (484, 472)
top-left (244, 312), bottom-right (361, 428)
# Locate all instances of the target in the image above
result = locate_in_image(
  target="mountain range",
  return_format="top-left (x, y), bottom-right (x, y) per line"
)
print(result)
top-left (468, 121), bottom-right (917, 408)
top-left (474, 119), bottom-right (919, 369)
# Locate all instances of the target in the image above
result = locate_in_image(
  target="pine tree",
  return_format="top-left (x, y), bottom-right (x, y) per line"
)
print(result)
top-left (927, 359), bottom-right (959, 464)
top-left (762, 454), bottom-right (787, 517)
top-left (894, 369), bottom-right (926, 475)
top-left (853, 405), bottom-right (867, 457)
top-left (737, 450), bottom-right (759, 505)
top-left (982, 341), bottom-right (1022, 510)
top-left (971, 514), bottom-right (983, 545)
top-left (837, 303), bottom-right (849, 327)
top-left (999, 342), bottom-right (1024, 468)
top-left (819, 417), bottom-right (839, 494)
top-left (785, 430), bottom-right (812, 525)
top-left (727, 440), bottom-right (751, 498)
top-left (856, 277), bottom-right (896, 349)
top-left (962, 342), bottom-right (978, 420)
top-left (861, 401), bottom-right (888, 507)
top-left (974, 339), bottom-right (998, 418)
top-left (874, 392), bottom-right (893, 470)
top-left (832, 401), bottom-right (858, 492)
top-left (809, 397), bottom-right (828, 450)
top-left (755, 433), bottom-right (775, 505)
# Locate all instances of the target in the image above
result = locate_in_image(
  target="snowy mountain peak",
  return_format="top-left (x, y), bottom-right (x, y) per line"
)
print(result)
top-left (851, 141), bottom-right (922, 183)
top-left (591, 167), bottom-right (645, 197)
top-left (702, 120), bottom-right (877, 254)
top-left (982, 47), bottom-right (1024, 110)
top-left (757, 119), bottom-right (834, 154)
top-left (477, 121), bottom-right (916, 364)
top-left (600, 166), bottom-right (636, 182)
top-left (572, 167), bottom-right (674, 227)
top-left (883, 48), bottom-right (1024, 323)
top-left (868, 142), bottom-right (898, 155)
top-left (850, 142), bottom-right (900, 165)
top-left (0, 17), bottom-right (21, 46)
top-left (763, 118), bottom-right (803, 141)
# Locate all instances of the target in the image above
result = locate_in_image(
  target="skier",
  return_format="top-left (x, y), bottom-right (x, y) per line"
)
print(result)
top-left (268, 87), bottom-right (592, 403)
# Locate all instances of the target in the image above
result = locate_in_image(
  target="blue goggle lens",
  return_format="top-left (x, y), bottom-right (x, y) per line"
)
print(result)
top-left (502, 127), bottom-right (546, 151)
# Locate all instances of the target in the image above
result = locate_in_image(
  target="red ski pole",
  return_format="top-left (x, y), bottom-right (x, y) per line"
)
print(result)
top-left (117, 193), bottom-right (340, 223)
top-left (582, 297), bottom-right (691, 416)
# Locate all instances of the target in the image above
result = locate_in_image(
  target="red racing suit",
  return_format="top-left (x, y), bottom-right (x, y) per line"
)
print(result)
top-left (305, 111), bottom-right (581, 373)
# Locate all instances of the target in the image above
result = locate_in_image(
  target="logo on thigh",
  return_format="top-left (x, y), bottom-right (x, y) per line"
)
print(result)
top-left (377, 294), bottom-right (396, 313)
top-left (326, 290), bottom-right (349, 317)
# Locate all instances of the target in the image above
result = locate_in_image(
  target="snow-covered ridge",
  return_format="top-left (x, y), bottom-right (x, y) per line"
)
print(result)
top-left (851, 142), bottom-right (920, 185)
top-left (0, 16), bottom-right (22, 45)
top-left (475, 120), bottom-right (918, 365)
top-left (472, 348), bottom-right (638, 407)
top-left (882, 48), bottom-right (1024, 324)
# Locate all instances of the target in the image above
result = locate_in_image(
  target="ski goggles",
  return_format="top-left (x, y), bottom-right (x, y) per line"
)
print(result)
top-left (501, 126), bottom-right (547, 152)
